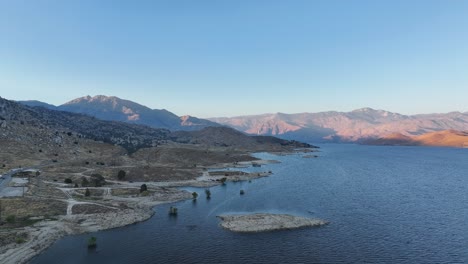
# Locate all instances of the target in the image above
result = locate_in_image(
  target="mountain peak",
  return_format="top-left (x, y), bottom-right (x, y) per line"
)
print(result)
top-left (351, 107), bottom-right (378, 113)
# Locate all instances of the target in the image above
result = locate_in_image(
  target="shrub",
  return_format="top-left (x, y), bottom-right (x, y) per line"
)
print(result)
top-left (192, 192), bottom-right (198, 200)
top-left (81, 177), bottom-right (89, 187)
top-left (140, 184), bottom-right (147, 193)
top-left (240, 190), bottom-right (245, 195)
top-left (169, 206), bottom-right (178, 215)
top-left (205, 189), bottom-right (211, 199)
top-left (117, 170), bottom-right (126, 181)
top-left (91, 174), bottom-right (106, 187)
top-left (15, 237), bottom-right (26, 244)
top-left (87, 236), bottom-right (97, 248)
top-left (6, 215), bottom-right (16, 223)
top-left (64, 178), bottom-right (72, 184)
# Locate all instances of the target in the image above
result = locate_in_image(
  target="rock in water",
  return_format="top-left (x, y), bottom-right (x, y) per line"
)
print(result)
top-left (217, 213), bottom-right (328, 233)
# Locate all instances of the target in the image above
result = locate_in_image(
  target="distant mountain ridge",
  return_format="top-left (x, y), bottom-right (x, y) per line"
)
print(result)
top-left (209, 108), bottom-right (468, 144)
top-left (19, 95), bottom-right (219, 131)
top-left (365, 130), bottom-right (468, 148)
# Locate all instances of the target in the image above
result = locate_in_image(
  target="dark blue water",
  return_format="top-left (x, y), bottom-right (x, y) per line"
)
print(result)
top-left (30, 144), bottom-right (468, 263)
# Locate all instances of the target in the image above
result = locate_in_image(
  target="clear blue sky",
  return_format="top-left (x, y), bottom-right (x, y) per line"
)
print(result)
top-left (1, 0), bottom-right (468, 117)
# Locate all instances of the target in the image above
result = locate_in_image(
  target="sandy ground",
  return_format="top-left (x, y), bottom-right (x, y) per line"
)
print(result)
top-left (218, 213), bottom-right (329, 233)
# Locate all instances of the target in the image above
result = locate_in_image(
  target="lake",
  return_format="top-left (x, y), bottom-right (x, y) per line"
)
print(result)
top-left (30, 144), bottom-right (468, 263)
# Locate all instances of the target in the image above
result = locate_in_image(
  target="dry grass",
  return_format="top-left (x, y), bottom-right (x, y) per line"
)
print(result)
top-left (0, 197), bottom-right (67, 221)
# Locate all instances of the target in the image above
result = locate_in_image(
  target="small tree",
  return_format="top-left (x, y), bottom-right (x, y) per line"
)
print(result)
top-left (85, 188), bottom-right (91, 197)
top-left (74, 183), bottom-right (79, 188)
top-left (90, 174), bottom-right (106, 187)
top-left (117, 170), bottom-right (126, 181)
top-left (140, 184), bottom-right (147, 193)
top-left (64, 178), bottom-right (72, 184)
top-left (88, 236), bottom-right (97, 248)
top-left (192, 192), bottom-right (198, 200)
top-left (240, 190), bottom-right (245, 195)
top-left (205, 189), bottom-right (211, 199)
top-left (6, 215), bottom-right (15, 224)
top-left (169, 206), bottom-right (178, 215)
top-left (81, 177), bottom-right (89, 187)
top-left (220, 177), bottom-right (227, 185)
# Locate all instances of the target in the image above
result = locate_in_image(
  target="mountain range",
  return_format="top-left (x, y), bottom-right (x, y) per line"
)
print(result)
top-left (209, 108), bottom-right (468, 143)
top-left (17, 96), bottom-right (468, 147)
top-left (19, 95), bottom-right (219, 131)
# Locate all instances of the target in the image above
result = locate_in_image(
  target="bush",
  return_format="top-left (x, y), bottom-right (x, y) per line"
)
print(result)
top-left (64, 178), bottom-right (73, 184)
top-left (240, 190), bottom-right (245, 195)
top-left (169, 206), bottom-right (178, 215)
top-left (15, 237), bottom-right (26, 244)
top-left (192, 192), bottom-right (198, 200)
top-left (117, 170), bottom-right (126, 181)
top-left (205, 189), bottom-right (211, 199)
top-left (6, 215), bottom-right (16, 224)
top-left (140, 184), bottom-right (147, 193)
top-left (90, 174), bottom-right (106, 187)
top-left (81, 177), bottom-right (89, 187)
top-left (88, 236), bottom-right (97, 248)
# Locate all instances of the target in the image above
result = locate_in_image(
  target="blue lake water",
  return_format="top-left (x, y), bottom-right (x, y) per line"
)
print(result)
top-left (30, 144), bottom-right (468, 263)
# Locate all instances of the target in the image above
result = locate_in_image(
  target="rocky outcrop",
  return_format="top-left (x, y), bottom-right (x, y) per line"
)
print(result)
top-left (218, 213), bottom-right (328, 233)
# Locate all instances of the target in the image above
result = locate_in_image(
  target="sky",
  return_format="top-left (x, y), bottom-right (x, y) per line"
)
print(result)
top-left (1, 0), bottom-right (468, 117)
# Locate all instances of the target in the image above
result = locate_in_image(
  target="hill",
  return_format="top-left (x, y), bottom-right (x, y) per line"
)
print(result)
top-left (365, 130), bottom-right (468, 148)
top-left (210, 108), bottom-right (468, 143)
top-left (20, 95), bottom-right (220, 131)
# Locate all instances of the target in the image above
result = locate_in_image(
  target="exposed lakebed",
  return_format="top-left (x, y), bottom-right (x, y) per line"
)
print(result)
top-left (31, 144), bottom-right (468, 264)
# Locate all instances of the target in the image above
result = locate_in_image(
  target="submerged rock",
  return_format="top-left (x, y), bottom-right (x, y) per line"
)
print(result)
top-left (217, 213), bottom-right (328, 233)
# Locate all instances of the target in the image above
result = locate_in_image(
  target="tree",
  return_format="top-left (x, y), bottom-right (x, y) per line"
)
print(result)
top-left (81, 177), bottom-right (89, 187)
top-left (85, 188), bottom-right (91, 197)
top-left (64, 178), bottom-right (72, 184)
top-left (88, 236), bottom-right (97, 248)
top-left (240, 190), bottom-right (245, 195)
top-left (205, 189), bottom-right (211, 199)
top-left (169, 206), bottom-right (178, 215)
top-left (192, 192), bottom-right (198, 200)
top-left (140, 184), bottom-right (147, 193)
top-left (117, 170), bottom-right (126, 181)
top-left (90, 174), bottom-right (106, 187)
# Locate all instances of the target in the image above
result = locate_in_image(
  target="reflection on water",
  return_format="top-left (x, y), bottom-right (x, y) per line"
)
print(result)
top-left (31, 144), bottom-right (468, 264)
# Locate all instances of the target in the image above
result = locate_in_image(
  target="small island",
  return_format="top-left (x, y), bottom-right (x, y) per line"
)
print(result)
top-left (217, 213), bottom-right (329, 233)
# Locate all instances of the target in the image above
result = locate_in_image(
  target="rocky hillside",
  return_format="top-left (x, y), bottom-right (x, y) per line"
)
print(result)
top-left (2, 97), bottom-right (169, 153)
top-left (365, 130), bottom-right (468, 148)
top-left (21, 95), bottom-right (220, 131)
top-left (170, 126), bottom-right (315, 151)
top-left (210, 108), bottom-right (468, 143)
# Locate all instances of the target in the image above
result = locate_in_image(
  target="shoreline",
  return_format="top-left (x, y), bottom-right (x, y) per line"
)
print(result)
top-left (0, 154), bottom-right (287, 264)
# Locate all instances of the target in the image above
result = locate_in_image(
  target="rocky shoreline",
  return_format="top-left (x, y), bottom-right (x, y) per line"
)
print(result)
top-left (218, 213), bottom-right (329, 233)
top-left (0, 157), bottom-right (286, 264)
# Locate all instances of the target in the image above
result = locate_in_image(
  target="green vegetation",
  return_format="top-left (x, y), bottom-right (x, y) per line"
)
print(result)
top-left (240, 190), bottom-right (245, 195)
top-left (6, 215), bottom-right (16, 224)
top-left (87, 236), bottom-right (97, 248)
top-left (90, 174), bottom-right (106, 187)
top-left (192, 192), bottom-right (198, 200)
top-left (205, 189), bottom-right (211, 199)
top-left (81, 177), bottom-right (89, 187)
top-left (117, 170), bottom-right (126, 181)
top-left (64, 178), bottom-right (72, 184)
top-left (140, 184), bottom-right (147, 193)
top-left (169, 206), bottom-right (178, 215)
top-left (220, 177), bottom-right (227, 185)
top-left (15, 237), bottom-right (26, 244)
